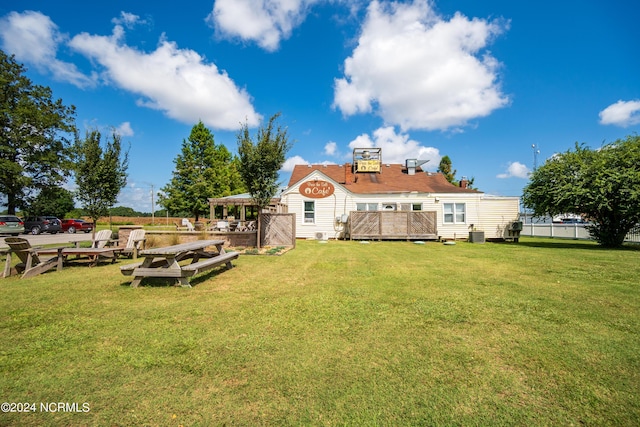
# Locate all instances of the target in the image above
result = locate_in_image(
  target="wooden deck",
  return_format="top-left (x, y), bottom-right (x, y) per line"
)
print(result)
top-left (347, 211), bottom-right (439, 241)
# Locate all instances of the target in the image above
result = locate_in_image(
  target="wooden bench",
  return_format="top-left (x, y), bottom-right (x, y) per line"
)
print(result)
top-left (181, 251), bottom-right (238, 277)
top-left (120, 252), bottom-right (238, 286)
top-left (120, 258), bottom-right (169, 275)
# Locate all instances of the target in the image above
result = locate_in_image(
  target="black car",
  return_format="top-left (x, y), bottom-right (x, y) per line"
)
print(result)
top-left (23, 216), bottom-right (62, 235)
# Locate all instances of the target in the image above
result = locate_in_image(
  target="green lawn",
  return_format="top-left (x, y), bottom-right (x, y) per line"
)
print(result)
top-left (1, 238), bottom-right (639, 426)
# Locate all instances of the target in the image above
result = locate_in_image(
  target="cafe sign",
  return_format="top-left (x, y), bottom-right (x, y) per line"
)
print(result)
top-left (299, 180), bottom-right (335, 198)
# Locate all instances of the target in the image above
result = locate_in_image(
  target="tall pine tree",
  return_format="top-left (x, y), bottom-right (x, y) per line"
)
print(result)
top-left (159, 121), bottom-right (244, 221)
top-left (438, 155), bottom-right (457, 184)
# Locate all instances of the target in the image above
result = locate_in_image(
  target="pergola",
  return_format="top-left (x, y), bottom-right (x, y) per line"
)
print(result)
top-left (207, 194), bottom-right (286, 221)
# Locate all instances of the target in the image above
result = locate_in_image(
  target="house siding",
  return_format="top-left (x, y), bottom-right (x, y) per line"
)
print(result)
top-left (475, 196), bottom-right (521, 239)
top-left (282, 169), bottom-right (520, 240)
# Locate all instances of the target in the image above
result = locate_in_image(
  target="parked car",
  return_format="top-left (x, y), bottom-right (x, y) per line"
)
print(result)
top-left (561, 218), bottom-right (586, 224)
top-left (61, 218), bottom-right (94, 233)
top-left (22, 216), bottom-right (62, 235)
top-left (0, 215), bottom-right (25, 236)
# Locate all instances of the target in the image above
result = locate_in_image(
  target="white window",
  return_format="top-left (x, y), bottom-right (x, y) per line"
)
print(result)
top-left (443, 203), bottom-right (466, 224)
top-left (356, 203), bottom-right (378, 211)
top-left (304, 201), bottom-right (315, 224)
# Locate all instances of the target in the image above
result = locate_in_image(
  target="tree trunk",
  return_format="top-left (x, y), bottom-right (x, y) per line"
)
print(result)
top-left (7, 193), bottom-right (17, 215)
top-left (257, 214), bottom-right (261, 249)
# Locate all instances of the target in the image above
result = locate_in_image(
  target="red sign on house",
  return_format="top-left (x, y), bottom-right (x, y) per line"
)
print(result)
top-left (299, 180), bottom-right (335, 198)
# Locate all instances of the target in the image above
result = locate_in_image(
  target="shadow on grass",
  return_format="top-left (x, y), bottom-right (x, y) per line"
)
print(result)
top-left (119, 267), bottom-right (230, 288)
top-left (512, 239), bottom-right (640, 251)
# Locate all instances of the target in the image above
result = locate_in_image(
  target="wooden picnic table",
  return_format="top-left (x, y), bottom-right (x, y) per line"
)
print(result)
top-left (36, 247), bottom-right (124, 268)
top-left (120, 239), bottom-right (238, 288)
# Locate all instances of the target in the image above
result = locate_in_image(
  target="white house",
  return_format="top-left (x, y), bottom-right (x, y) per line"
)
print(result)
top-left (281, 149), bottom-right (520, 241)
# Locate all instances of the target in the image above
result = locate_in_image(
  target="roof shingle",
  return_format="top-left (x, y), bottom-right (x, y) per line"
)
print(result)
top-left (288, 164), bottom-right (481, 194)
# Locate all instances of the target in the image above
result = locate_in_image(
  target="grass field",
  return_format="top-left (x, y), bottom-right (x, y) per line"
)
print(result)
top-left (1, 238), bottom-right (639, 426)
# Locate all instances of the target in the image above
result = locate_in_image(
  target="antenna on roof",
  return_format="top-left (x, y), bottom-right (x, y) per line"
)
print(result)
top-left (532, 144), bottom-right (540, 171)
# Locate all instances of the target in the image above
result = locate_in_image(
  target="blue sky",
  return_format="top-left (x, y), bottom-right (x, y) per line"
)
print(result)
top-left (2, 0), bottom-right (639, 213)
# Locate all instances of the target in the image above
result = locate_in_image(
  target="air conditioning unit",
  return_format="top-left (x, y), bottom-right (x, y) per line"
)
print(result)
top-left (511, 221), bottom-right (523, 231)
top-left (315, 231), bottom-right (329, 241)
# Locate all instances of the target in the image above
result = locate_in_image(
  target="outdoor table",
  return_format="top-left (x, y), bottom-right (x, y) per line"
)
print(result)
top-left (120, 239), bottom-right (238, 288)
top-left (36, 247), bottom-right (124, 268)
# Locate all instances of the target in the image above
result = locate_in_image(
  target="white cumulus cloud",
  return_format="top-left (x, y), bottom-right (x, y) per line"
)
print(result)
top-left (0, 10), bottom-right (96, 88)
top-left (0, 10), bottom-right (261, 131)
top-left (324, 141), bottom-right (338, 156)
top-left (599, 100), bottom-right (640, 127)
top-left (333, 0), bottom-right (509, 131)
top-left (67, 15), bottom-right (261, 130)
top-left (348, 126), bottom-right (441, 170)
top-left (208, 0), bottom-right (319, 51)
top-left (497, 161), bottom-right (529, 179)
top-left (282, 155), bottom-right (310, 172)
top-left (116, 122), bottom-right (135, 137)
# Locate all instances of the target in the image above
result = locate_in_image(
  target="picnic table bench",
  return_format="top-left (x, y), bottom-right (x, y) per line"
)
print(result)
top-left (120, 239), bottom-right (237, 287)
top-left (37, 247), bottom-right (123, 267)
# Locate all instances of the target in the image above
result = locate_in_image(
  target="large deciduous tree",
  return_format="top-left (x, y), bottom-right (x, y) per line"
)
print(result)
top-left (74, 129), bottom-right (129, 236)
top-left (27, 186), bottom-right (75, 219)
top-left (238, 113), bottom-right (291, 209)
top-left (237, 113), bottom-right (291, 248)
top-left (237, 113), bottom-right (291, 211)
top-left (159, 121), bottom-right (244, 221)
top-left (0, 50), bottom-right (76, 214)
top-left (522, 135), bottom-right (640, 247)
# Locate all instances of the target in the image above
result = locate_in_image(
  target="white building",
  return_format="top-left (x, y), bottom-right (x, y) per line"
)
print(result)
top-left (281, 150), bottom-right (520, 241)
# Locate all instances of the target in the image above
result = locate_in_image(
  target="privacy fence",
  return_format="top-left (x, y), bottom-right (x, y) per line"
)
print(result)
top-left (520, 223), bottom-right (640, 243)
top-left (347, 211), bottom-right (438, 241)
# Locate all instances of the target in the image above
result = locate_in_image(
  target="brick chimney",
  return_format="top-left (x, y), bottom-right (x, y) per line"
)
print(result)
top-left (344, 163), bottom-right (353, 184)
top-left (460, 176), bottom-right (468, 189)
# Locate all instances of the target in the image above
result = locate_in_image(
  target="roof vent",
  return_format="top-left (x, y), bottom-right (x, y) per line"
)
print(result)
top-left (406, 159), bottom-right (429, 175)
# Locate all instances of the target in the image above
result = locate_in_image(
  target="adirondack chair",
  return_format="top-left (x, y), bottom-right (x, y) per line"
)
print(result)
top-left (181, 218), bottom-right (195, 231)
top-left (91, 229), bottom-right (113, 248)
top-left (2, 237), bottom-right (62, 279)
top-left (117, 229), bottom-right (146, 259)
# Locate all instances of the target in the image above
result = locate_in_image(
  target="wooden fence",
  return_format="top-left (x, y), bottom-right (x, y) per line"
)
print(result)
top-left (348, 211), bottom-right (438, 240)
top-left (260, 213), bottom-right (296, 247)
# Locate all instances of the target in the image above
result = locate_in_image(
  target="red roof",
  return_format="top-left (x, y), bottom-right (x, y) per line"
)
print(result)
top-left (287, 164), bottom-right (481, 194)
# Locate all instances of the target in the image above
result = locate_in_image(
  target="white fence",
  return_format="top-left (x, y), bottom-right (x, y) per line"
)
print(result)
top-left (520, 223), bottom-right (640, 243)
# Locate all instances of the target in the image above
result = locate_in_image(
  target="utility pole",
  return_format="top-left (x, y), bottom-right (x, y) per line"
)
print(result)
top-left (150, 184), bottom-right (155, 226)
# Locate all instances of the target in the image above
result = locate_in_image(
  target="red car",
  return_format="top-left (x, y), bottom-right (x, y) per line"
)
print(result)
top-left (61, 219), bottom-right (94, 233)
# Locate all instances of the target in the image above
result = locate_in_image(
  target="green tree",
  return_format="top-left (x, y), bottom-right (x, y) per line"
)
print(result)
top-left (73, 129), bottom-right (129, 236)
top-left (27, 186), bottom-right (75, 218)
top-left (0, 50), bottom-right (76, 214)
top-left (109, 206), bottom-right (141, 217)
top-left (437, 155), bottom-right (457, 184)
top-left (437, 155), bottom-right (476, 189)
top-left (159, 121), bottom-right (244, 221)
top-left (237, 113), bottom-right (292, 211)
top-left (522, 135), bottom-right (640, 247)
